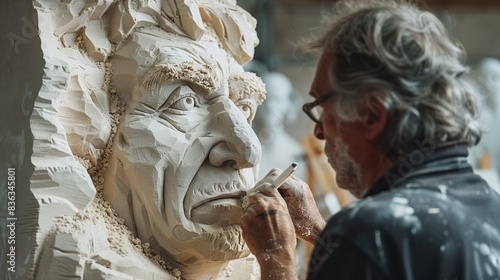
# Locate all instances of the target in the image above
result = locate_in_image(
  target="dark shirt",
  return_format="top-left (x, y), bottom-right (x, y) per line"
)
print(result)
top-left (308, 143), bottom-right (500, 280)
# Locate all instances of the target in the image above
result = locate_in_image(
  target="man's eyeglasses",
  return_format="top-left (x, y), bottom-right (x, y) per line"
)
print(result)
top-left (302, 91), bottom-right (336, 124)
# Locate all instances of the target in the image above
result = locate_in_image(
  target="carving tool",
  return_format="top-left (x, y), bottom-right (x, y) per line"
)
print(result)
top-left (245, 162), bottom-right (298, 195)
top-left (272, 162), bottom-right (297, 188)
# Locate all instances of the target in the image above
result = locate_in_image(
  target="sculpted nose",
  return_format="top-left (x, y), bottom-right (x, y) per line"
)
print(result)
top-left (208, 101), bottom-right (261, 169)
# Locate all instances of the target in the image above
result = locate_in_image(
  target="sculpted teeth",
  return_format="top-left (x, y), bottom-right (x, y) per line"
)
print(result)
top-left (212, 203), bottom-right (240, 210)
top-left (190, 181), bottom-right (245, 211)
top-left (192, 180), bottom-right (243, 197)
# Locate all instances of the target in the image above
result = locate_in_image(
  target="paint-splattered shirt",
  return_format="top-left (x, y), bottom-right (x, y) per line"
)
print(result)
top-left (308, 143), bottom-right (500, 280)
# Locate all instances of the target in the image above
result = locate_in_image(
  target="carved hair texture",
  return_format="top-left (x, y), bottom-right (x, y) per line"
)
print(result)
top-left (39, 0), bottom-right (260, 156)
top-left (302, 0), bottom-right (481, 158)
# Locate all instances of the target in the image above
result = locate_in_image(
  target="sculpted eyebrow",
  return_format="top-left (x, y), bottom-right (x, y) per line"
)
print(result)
top-left (142, 62), bottom-right (221, 95)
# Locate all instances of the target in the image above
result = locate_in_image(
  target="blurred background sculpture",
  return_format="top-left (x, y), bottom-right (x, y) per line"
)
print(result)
top-left (28, 0), bottom-right (265, 279)
top-left (468, 57), bottom-right (500, 194)
top-left (252, 71), bottom-right (307, 180)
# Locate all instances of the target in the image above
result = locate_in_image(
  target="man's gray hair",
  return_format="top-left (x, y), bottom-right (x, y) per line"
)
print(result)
top-left (303, 0), bottom-right (481, 158)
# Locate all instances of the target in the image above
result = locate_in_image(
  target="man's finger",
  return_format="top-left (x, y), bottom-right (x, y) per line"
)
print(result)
top-left (256, 209), bottom-right (278, 219)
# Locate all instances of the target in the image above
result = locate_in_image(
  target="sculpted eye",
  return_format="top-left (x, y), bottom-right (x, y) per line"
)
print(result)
top-left (235, 100), bottom-right (256, 123)
top-left (170, 96), bottom-right (198, 111)
top-left (238, 103), bottom-right (253, 119)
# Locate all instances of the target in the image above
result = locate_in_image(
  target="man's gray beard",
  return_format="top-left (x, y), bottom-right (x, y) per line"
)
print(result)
top-left (328, 136), bottom-right (365, 198)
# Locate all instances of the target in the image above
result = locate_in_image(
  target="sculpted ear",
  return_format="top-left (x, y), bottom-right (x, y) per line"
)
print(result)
top-left (359, 92), bottom-right (388, 141)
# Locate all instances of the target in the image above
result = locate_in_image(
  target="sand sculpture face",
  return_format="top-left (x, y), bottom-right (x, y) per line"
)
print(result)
top-left (29, 0), bottom-right (265, 277)
top-left (104, 27), bottom-right (265, 264)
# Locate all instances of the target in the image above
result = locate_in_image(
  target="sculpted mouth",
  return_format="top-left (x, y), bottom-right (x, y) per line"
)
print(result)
top-left (190, 191), bottom-right (246, 227)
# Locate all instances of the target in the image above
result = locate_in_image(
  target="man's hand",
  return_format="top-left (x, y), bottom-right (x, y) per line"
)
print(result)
top-left (241, 183), bottom-right (298, 279)
top-left (280, 172), bottom-right (326, 244)
top-left (241, 168), bottom-right (327, 279)
top-left (250, 168), bottom-right (326, 244)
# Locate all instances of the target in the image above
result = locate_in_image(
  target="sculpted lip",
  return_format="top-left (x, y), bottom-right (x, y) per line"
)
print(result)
top-left (190, 191), bottom-right (246, 227)
top-left (191, 191), bottom-right (246, 209)
top-left (184, 166), bottom-right (253, 226)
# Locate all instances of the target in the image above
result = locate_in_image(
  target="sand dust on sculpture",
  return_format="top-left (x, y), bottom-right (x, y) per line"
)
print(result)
top-left (51, 90), bottom-right (182, 277)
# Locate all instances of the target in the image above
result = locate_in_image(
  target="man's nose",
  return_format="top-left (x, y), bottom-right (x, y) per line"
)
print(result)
top-left (208, 100), bottom-right (261, 169)
top-left (314, 122), bottom-right (325, 140)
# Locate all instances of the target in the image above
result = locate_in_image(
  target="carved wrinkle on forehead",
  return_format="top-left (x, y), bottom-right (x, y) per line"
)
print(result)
top-left (142, 61), bottom-right (223, 94)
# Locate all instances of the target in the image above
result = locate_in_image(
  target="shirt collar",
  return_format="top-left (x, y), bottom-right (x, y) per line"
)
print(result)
top-left (363, 142), bottom-right (470, 198)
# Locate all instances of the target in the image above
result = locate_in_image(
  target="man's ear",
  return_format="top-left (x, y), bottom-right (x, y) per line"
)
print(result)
top-left (359, 92), bottom-right (388, 141)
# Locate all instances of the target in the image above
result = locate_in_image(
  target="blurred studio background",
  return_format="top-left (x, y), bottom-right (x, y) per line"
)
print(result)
top-left (238, 0), bottom-right (500, 276)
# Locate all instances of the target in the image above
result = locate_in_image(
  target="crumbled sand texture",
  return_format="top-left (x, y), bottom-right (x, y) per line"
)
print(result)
top-left (53, 66), bottom-right (182, 278)
top-left (228, 72), bottom-right (266, 105)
